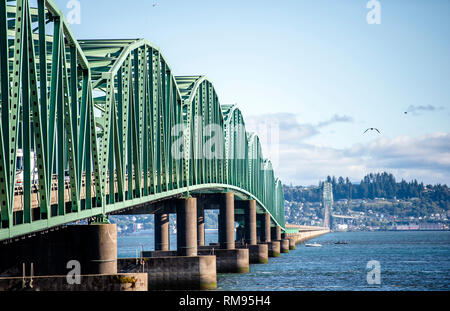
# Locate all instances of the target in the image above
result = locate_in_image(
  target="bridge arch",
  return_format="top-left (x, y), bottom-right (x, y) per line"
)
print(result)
top-left (175, 75), bottom-right (226, 188)
top-left (222, 104), bottom-right (249, 190)
top-left (78, 39), bottom-right (185, 205)
top-left (0, 0), bottom-right (285, 240)
top-left (0, 0), bottom-right (102, 237)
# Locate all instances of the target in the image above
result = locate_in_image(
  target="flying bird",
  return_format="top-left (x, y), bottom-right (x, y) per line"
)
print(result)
top-left (364, 128), bottom-right (381, 134)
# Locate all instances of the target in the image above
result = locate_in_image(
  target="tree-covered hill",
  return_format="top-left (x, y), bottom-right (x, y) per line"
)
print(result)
top-left (284, 172), bottom-right (449, 218)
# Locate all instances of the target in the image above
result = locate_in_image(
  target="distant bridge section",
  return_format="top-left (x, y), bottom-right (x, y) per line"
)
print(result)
top-left (331, 214), bottom-right (356, 220)
top-left (284, 223), bottom-right (330, 233)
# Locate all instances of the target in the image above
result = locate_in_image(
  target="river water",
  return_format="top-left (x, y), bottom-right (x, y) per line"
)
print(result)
top-left (117, 230), bottom-right (450, 291)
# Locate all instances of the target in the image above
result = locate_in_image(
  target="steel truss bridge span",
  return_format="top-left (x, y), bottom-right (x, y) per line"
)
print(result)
top-left (0, 0), bottom-right (285, 241)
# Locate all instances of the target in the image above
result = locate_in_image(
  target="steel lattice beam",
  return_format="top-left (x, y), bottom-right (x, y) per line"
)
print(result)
top-left (0, 0), bottom-right (285, 241)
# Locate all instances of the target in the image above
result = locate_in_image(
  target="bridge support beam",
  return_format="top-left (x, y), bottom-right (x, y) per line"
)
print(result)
top-left (155, 212), bottom-right (170, 251)
top-left (197, 202), bottom-right (205, 247)
top-left (219, 192), bottom-right (235, 250)
top-left (176, 197), bottom-right (197, 256)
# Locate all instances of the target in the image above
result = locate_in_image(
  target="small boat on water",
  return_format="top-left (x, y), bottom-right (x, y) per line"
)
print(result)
top-left (305, 242), bottom-right (322, 247)
top-left (334, 241), bottom-right (348, 245)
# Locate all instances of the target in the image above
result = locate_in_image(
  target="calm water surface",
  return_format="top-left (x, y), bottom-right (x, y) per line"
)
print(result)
top-left (117, 231), bottom-right (450, 291)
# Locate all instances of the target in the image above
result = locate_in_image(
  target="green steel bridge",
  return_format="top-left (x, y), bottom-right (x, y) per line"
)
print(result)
top-left (0, 0), bottom-right (285, 242)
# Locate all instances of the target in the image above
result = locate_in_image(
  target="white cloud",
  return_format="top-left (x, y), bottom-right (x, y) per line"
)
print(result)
top-left (246, 113), bottom-right (450, 186)
top-left (317, 114), bottom-right (354, 128)
top-left (405, 104), bottom-right (445, 116)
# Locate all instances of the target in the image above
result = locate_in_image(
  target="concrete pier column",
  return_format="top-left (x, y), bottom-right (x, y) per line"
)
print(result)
top-left (197, 202), bottom-right (205, 246)
top-left (271, 226), bottom-right (282, 241)
top-left (219, 192), bottom-right (235, 250)
top-left (261, 213), bottom-right (271, 243)
top-left (288, 238), bottom-right (296, 250)
top-left (85, 223), bottom-right (118, 274)
top-left (268, 241), bottom-right (281, 257)
top-left (280, 239), bottom-right (290, 253)
top-left (176, 197), bottom-right (198, 256)
top-left (155, 212), bottom-right (170, 251)
top-left (244, 200), bottom-right (257, 246)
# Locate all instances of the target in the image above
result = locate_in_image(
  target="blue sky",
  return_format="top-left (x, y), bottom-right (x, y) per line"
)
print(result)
top-left (55, 0), bottom-right (450, 186)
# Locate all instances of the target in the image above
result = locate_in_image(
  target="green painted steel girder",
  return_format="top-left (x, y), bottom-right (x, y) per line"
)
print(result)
top-left (0, 0), bottom-right (285, 241)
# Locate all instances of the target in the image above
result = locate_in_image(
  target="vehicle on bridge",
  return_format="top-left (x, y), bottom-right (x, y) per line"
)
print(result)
top-left (14, 149), bottom-right (39, 187)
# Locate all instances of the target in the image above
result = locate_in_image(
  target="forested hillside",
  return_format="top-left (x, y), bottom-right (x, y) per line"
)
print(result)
top-left (284, 172), bottom-right (449, 218)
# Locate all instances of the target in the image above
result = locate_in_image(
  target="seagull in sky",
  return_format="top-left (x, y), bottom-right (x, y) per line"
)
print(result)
top-left (364, 128), bottom-right (381, 134)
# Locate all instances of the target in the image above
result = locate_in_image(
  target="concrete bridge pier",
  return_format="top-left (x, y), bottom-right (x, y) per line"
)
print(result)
top-left (272, 226), bottom-right (290, 254)
top-left (154, 211), bottom-right (170, 251)
top-left (245, 200), bottom-right (258, 245)
top-left (219, 192), bottom-right (235, 250)
top-left (289, 238), bottom-right (296, 250)
top-left (271, 226), bottom-right (282, 241)
top-left (130, 197), bottom-right (217, 290)
top-left (285, 234), bottom-right (296, 250)
top-left (176, 197), bottom-right (198, 257)
top-left (280, 238), bottom-right (290, 253)
top-left (197, 201), bottom-right (205, 247)
top-left (0, 223), bottom-right (118, 276)
top-left (268, 241), bottom-right (281, 257)
top-left (258, 213), bottom-right (280, 257)
top-left (260, 212), bottom-right (271, 244)
top-left (82, 223), bottom-right (118, 275)
top-left (242, 200), bottom-right (268, 264)
top-left (0, 223), bottom-right (151, 291)
top-left (198, 192), bottom-right (249, 273)
top-left (281, 232), bottom-right (296, 250)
